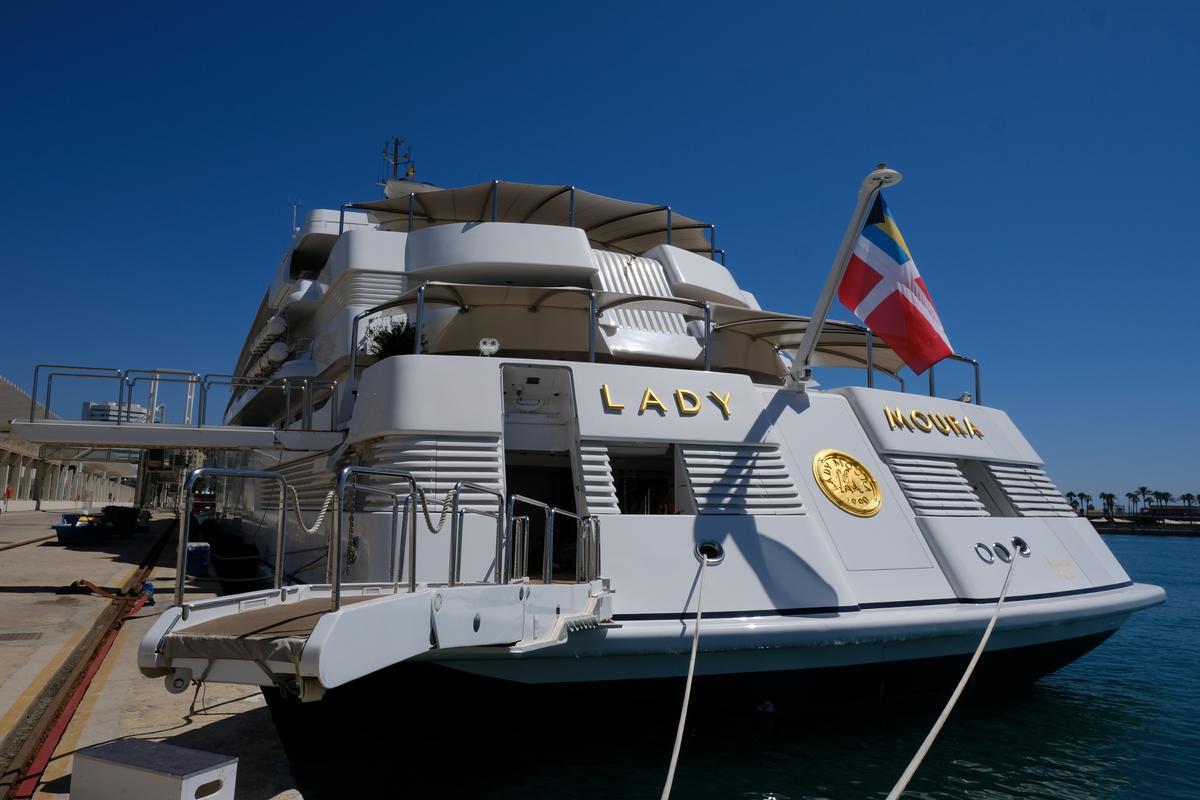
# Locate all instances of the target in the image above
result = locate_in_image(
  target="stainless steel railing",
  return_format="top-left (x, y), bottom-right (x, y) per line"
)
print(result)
top-left (505, 494), bottom-right (600, 585)
top-left (332, 466), bottom-right (419, 612)
top-left (176, 467), bottom-right (288, 609)
top-left (927, 355), bottom-right (982, 405)
top-left (28, 363), bottom-right (340, 431)
top-left (447, 481), bottom-right (505, 588)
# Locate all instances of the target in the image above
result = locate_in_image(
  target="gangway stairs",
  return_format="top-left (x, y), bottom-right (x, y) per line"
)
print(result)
top-left (137, 467), bottom-right (611, 701)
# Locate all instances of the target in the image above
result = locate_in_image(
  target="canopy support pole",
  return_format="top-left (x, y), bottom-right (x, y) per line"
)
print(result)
top-left (786, 164), bottom-right (902, 391)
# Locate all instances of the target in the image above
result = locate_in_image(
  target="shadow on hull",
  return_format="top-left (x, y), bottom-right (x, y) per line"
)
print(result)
top-left (264, 631), bottom-right (1112, 797)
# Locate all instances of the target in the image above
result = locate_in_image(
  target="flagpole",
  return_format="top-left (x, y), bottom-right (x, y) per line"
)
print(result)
top-left (787, 164), bottom-right (903, 389)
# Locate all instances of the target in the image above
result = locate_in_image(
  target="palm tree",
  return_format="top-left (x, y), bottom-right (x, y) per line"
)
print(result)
top-left (1182, 493), bottom-right (1196, 509)
top-left (1099, 492), bottom-right (1115, 515)
top-left (1125, 492), bottom-right (1139, 513)
top-left (1079, 493), bottom-right (1093, 514)
top-left (1066, 491), bottom-right (1078, 512)
top-left (1138, 486), bottom-right (1152, 513)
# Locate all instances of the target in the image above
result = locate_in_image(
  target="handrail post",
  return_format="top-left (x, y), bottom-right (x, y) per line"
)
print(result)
top-left (666, 207), bottom-right (673, 246)
top-left (414, 285), bottom-right (426, 355)
top-left (331, 479), bottom-right (344, 610)
top-left (175, 472), bottom-right (199, 607)
top-left (449, 490), bottom-right (461, 587)
top-left (703, 303), bottom-right (713, 371)
top-left (973, 361), bottom-right (982, 405)
top-left (588, 290), bottom-right (597, 363)
top-left (407, 192), bottom-right (414, 233)
top-left (709, 224), bottom-right (716, 260)
top-left (282, 380), bottom-right (291, 429)
top-left (491, 180), bottom-right (499, 222)
top-left (543, 513), bottom-right (555, 585)
top-left (115, 373), bottom-right (124, 425)
top-left (302, 378), bottom-right (313, 430)
top-left (407, 494), bottom-right (417, 593)
top-left (44, 375), bottom-right (54, 420)
top-left (568, 186), bottom-right (576, 227)
top-left (273, 475), bottom-right (287, 599)
top-left (865, 330), bottom-right (875, 388)
top-left (196, 379), bottom-right (207, 428)
top-left (928, 364), bottom-right (936, 398)
top-left (29, 365), bottom-right (41, 422)
top-left (390, 496), bottom-right (401, 594)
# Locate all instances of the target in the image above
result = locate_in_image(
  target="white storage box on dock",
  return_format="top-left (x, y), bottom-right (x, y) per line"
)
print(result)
top-left (72, 739), bottom-right (236, 800)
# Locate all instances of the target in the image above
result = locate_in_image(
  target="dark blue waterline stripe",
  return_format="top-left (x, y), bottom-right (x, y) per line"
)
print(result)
top-left (610, 582), bottom-right (1136, 622)
top-left (613, 605), bottom-right (857, 622)
top-left (953, 580), bottom-right (1134, 605)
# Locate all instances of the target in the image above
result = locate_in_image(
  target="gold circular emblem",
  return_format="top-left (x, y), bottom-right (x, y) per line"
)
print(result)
top-left (812, 449), bottom-right (882, 517)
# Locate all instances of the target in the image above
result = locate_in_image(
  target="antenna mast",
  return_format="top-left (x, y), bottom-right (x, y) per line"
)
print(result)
top-left (379, 137), bottom-right (415, 189)
top-left (288, 197), bottom-right (301, 233)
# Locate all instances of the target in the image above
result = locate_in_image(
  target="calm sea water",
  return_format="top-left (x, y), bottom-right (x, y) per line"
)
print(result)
top-left (281, 535), bottom-right (1198, 799)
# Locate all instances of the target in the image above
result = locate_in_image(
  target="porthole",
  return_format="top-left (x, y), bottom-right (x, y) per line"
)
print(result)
top-left (1011, 536), bottom-right (1031, 557)
top-left (992, 542), bottom-right (1012, 563)
top-left (974, 542), bottom-right (995, 564)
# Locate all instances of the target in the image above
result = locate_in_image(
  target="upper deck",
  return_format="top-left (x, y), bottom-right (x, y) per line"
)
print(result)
top-left (226, 179), bottom-right (983, 429)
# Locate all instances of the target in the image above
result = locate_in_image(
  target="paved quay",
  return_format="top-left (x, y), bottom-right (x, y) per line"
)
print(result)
top-left (0, 510), bottom-right (300, 799)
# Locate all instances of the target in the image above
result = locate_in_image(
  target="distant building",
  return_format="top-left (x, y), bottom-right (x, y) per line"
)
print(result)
top-left (0, 376), bottom-right (135, 509)
top-left (81, 401), bottom-right (152, 423)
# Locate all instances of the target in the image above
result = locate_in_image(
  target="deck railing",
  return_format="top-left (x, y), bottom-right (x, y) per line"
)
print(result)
top-left (27, 364), bottom-right (340, 430)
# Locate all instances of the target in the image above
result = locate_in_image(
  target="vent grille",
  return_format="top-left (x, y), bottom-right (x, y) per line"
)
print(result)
top-left (886, 456), bottom-right (988, 517)
top-left (591, 250), bottom-right (689, 336)
top-left (318, 271), bottom-right (409, 328)
top-left (367, 435), bottom-right (504, 513)
top-left (987, 464), bottom-right (1075, 517)
top-left (578, 442), bottom-right (619, 515)
top-left (679, 445), bottom-right (804, 515)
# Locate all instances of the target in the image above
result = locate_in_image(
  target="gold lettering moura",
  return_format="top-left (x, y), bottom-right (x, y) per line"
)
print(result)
top-left (883, 405), bottom-right (985, 439)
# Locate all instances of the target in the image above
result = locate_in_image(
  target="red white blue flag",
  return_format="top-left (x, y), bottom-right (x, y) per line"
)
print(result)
top-left (837, 195), bottom-right (952, 375)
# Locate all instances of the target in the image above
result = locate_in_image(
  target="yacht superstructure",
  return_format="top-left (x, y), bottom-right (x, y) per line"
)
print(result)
top-left (13, 172), bottom-right (1163, 704)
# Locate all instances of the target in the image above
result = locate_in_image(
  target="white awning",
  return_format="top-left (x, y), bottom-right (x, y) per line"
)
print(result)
top-left (353, 181), bottom-right (715, 256)
top-left (375, 282), bottom-right (904, 378)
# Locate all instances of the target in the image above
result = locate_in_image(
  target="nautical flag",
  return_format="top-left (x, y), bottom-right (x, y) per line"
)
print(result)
top-left (837, 195), bottom-right (952, 375)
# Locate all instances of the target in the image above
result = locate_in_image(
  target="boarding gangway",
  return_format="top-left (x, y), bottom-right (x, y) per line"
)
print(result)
top-left (137, 467), bottom-right (610, 701)
top-left (10, 364), bottom-right (345, 451)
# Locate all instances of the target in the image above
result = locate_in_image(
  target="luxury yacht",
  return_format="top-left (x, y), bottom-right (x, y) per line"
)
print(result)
top-left (13, 168), bottom-right (1164, 705)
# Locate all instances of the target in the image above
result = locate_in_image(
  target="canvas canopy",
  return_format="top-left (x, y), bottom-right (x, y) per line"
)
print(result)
top-left (370, 282), bottom-right (905, 379)
top-left (353, 181), bottom-right (715, 256)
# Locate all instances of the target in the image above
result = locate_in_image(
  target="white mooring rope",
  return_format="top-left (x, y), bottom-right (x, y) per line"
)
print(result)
top-left (286, 484), bottom-right (458, 536)
top-left (660, 554), bottom-right (710, 800)
top-left (287, 486), bottom-right (337, 535)
top-left (884, 553), bottom-right (1018, 800)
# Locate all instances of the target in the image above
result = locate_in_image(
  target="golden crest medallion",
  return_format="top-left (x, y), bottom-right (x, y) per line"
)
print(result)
top-left (812, 449), bottom-right (882, 518)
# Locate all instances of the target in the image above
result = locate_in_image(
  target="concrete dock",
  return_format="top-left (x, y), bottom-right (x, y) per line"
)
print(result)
top-left (0, 510), bottom-right (299, 799)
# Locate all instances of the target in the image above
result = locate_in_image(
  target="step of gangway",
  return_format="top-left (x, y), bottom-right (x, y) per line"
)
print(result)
top-left (138, 579), bottom-right (613, 701)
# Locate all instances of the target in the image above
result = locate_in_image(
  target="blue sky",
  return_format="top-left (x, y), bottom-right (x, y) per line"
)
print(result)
top-left (1, 1), bottom-right (1196, 499)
